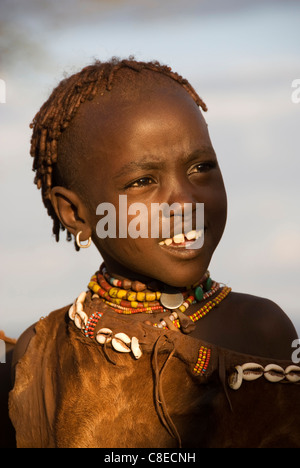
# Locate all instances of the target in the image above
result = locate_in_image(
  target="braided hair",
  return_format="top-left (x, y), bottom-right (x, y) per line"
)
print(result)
top-left (30, 57), bottom-right (207, 249)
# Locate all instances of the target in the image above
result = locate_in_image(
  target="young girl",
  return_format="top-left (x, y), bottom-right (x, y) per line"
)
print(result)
top-left (9, 58), bottom-right (300, 448)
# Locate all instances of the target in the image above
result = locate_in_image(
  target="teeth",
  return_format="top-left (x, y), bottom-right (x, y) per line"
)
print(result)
top-left (173, 233), bottom-right (185, 244)
top-left (159, 229), bottom-right (203, 246)
top-left (185, 230), bottom-right (197, 240)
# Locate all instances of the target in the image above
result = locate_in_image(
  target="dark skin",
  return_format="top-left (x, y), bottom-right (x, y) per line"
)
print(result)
top-left (53, 84), bottom-right (227, 287)
top-left (17, 80), bottom-right (298, 363)
top-left (5, 74), bottom-right (296, 450)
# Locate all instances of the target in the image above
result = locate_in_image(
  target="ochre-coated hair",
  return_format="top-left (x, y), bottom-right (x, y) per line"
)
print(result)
top-left (30, 57), bottom-right (207, 249)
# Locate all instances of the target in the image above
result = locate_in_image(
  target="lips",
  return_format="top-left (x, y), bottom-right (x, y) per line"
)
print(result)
top-left (158, 229), bottom-right (204, 248)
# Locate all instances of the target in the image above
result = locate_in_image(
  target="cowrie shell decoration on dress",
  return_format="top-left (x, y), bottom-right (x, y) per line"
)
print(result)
top-left (285, 365), bottom-right (300, 383)
top-left (112, 333), bottom-right (132, 353)
top-left (241, 362), bottom-right (264, 382)
top-left (69, 291), bottom-right (89, 330)
top-left (264, 364), bottom-right (285, 383)
top-left (131, 336), bottom-right (143, 360)
top-left (68, 292), bottom-right (143, 360)
top-left (74, 310), bottom-right (88, 330)
top-left (228, 365), bottom-right (243, 391)
top-left (228, 361), bottom-right (300, 390)
top-left (96, 328), bottom-right (113, 345)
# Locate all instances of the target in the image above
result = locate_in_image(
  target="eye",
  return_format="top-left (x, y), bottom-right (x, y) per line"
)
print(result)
top-left (188, 161), bottom-right (216, 175)
top-left (126, 177), bottom-right (155, 188)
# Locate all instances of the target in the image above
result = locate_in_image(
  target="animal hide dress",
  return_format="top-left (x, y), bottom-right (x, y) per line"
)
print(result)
top-left (9, 292), bottom-right (300, 448)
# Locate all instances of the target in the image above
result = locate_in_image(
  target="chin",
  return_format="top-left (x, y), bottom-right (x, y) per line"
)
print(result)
top-left (148, 257), bottom-right (211, 288)
top-left (99, 238), bottom-right (213, 288)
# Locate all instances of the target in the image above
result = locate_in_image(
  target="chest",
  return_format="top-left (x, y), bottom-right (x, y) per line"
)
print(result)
top-left (54, 346), bottom-right (222, 448)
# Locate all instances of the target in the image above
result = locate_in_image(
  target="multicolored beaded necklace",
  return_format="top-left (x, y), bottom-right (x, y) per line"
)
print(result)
top-left (154, 286), bottom-right (231, 331)
top-left (88, 264), bottom-right (232, 333)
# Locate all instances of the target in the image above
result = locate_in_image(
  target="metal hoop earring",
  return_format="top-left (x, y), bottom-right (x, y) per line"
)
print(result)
top-left (76, 231), bottom-right (92, 249)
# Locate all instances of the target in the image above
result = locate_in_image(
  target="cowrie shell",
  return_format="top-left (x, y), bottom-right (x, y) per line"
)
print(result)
top-left (75, 302), bottom-right (83, 313)
top-left (228, 365), bottom-right (243, 390)
top-left (114, 333), bottom-right (131, 345)
top-left (76, 291), bottom-right (87, 304)
top-left (74, 311), bottom-right (88, 330)
top-left (285, 365), bottom-right (300, 383)
top-left (98, 327), bottom-right (113, 335)
top-left (112, 337), bottom-right (131, 353)
top-left (68, 303), bottom-right (76, 321)
top-left (264, 364), bottom-right (285, 383)
top-left (241, 363), bottom-right (264, 381)
top-left (131, 336), bottom-right (142, 360)
top-left (96, 328), bottom-right (113, 345)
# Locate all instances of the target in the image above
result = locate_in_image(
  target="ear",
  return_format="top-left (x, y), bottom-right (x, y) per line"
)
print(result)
top-left (50, 187), bottom-right (92, 241)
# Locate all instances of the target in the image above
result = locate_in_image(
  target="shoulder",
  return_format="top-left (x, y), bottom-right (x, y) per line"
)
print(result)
top-left (11, 323), bottom-right (37, 381)
top-left (228, 291), bottom-right (297, 330)
top-left (11, 305), bottom-right (71, 385)
top-left (226, 292), bottom-right (298, 359)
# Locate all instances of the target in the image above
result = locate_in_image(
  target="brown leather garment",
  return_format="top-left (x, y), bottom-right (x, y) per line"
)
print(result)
top-left (0, 332), bottom-right (16, 448)
top-left (9, 305), bottom-right (300, 448)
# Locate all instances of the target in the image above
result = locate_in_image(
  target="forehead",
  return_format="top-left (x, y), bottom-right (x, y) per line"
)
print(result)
top-left (58, 70), bottom-right (210, 175)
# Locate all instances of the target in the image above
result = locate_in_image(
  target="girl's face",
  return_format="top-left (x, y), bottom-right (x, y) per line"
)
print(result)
top-left (72, 82), bottom-right (227, 287)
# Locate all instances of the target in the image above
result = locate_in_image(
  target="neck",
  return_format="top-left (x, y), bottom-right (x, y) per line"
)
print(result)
top-left (100, 255), bottom-right (208, 291)
top-left (102, 256), bottom-right (157, 286)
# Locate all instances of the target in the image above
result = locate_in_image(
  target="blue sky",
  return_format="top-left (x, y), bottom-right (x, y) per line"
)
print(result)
top-left (1, 0), bottom-right (300, 339)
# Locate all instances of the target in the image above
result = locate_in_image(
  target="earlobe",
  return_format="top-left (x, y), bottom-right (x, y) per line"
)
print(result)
top-left (50, 187), bottom-right (92, 240)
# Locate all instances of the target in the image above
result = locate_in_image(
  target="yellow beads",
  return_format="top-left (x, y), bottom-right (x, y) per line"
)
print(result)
top-left (156, 287), bottom-right (232, 330)
top-left (89, 273), bottom-right (162, 310)
top-left (193, 346), bottom-right (211, 375)
top-left (126, 291), bottom-right (137, 302)
top-left (136, 292), bottom-right (146, 302)
top-left (117, 289), bottom-right (127, 299)
top-left (108, 287), bottom-right (160, 304)
top-left (109, 288), bottom-right (119, 298)
top-left (88, 281), bottom-right (100, 294)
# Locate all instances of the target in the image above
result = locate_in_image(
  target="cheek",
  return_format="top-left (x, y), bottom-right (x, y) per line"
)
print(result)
top-left (93, 197), bottom-right (166, 267)
top-left (99, 236), bottom-right (159, 277)
top-left (205, 183), bottom-right (227, 237)
top-left (94, 214), bottom-right (156, 260)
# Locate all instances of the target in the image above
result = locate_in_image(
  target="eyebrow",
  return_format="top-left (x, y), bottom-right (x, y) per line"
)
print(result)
top-left (113, 157), bottom-right (166, 180)
top-left (113, 147), bottom-right (216, 180)
top-left (184, 147), bottom-right (216, 163)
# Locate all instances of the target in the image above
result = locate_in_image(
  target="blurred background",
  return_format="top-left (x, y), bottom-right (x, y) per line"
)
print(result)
top-left (1, 0), bottom-right (300, 339)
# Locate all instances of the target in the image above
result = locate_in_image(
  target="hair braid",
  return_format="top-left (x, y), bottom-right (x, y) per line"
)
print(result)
top-left (30, 57), bottom-right (207, 249)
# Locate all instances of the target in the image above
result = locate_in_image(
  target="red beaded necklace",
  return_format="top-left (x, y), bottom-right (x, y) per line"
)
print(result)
top-left (89, 264), bottom-right (218, 312)
top-left (87, 264), bottom-right (232, 332)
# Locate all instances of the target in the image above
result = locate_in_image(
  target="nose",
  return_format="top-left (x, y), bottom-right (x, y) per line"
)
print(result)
top-left (164, 172), bottom-right (200, 210)
top-left (159, 174), bottom-right (204, 236)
